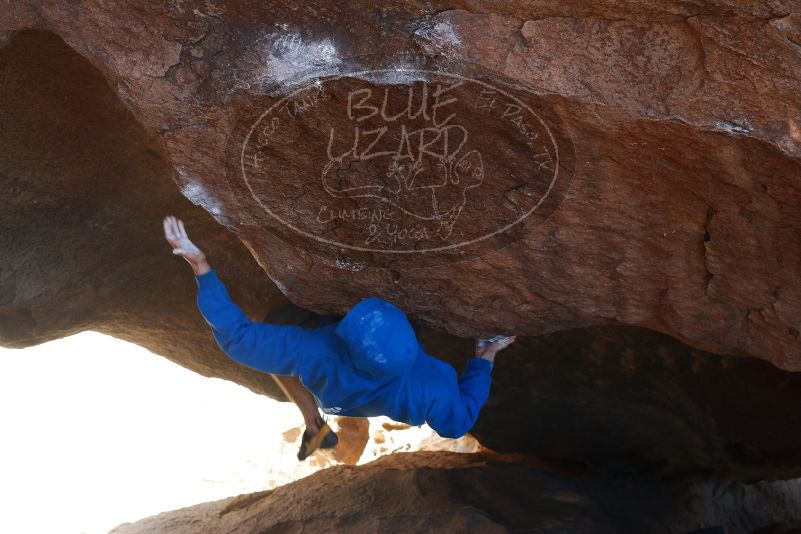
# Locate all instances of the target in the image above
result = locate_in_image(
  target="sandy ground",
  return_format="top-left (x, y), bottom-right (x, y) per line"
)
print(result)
top-left (0, 332), bottom-right (476, 534)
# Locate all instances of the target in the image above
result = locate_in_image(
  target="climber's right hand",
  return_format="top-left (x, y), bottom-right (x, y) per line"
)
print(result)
top-left (163, 215), bottom-right (210, 276)
top-left (475, 335), bottom-right (517, 363)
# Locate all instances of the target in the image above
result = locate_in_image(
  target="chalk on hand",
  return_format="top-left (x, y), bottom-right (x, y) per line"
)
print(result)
top-left (476, 335), bottom-right (513, 350)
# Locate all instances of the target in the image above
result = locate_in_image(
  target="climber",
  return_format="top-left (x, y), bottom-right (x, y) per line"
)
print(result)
top-left (163, 215), bottom-right (516, 460)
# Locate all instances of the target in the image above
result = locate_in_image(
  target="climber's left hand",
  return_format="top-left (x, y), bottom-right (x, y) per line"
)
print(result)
top-left (475, 335), bottom-right (517, 363)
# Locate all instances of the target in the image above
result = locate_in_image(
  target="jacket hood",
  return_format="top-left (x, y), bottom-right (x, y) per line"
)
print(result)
top-left (335, 297), bottom-right (418, 380)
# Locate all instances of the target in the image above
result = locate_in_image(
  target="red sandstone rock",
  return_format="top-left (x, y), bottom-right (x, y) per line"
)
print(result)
top-left (0, 29), bottom-right (288, 398)
top-left (1, 1), bottom-right (801, 480)
top-left (1, 1), bottom-right (798, 369)
top-left (109, 451), bottom-right (801, 534)
top-left (330, 417), bottom-right (371, 465)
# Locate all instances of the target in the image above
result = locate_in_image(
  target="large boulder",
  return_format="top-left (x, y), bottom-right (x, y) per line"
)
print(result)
top-left (1, 0), bottom-right (801, 482)
top-left (110, 451), bottom-right (801, 534)
top-left (1, 0), bottom-right (799, 369)
top-left (0, 29), bottom-right (288, 397)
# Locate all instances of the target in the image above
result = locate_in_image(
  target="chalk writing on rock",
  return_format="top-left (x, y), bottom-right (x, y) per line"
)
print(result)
top-left (240, 69), bottom-right (572, 258)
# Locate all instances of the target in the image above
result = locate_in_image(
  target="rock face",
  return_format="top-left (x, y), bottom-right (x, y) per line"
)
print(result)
top-left (110, 452), bottom-right (801, 534)
top-left (2, 0), bottom-right (801, 518)
top-left (1, 1), bottom-right (799, 369)
top-left (0, 29), bottom-right (289, 397)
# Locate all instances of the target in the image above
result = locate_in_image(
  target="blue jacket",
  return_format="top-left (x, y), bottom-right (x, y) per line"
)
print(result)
top-left (195, 269), bottom-right (493, 438)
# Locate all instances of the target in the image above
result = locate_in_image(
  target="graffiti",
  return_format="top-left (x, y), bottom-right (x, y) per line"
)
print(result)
top-left (320, 83), bottom-right (484, 240)
top-left (238, 69), bottom-right (572, 257)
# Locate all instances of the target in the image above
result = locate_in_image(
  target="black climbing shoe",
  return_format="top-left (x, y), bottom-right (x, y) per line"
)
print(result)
top-left (297, 418), bottom-right (339, 461)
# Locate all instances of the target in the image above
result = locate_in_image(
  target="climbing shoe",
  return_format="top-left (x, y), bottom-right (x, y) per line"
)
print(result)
top-left (297, 418), bottom-right (339, 461)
